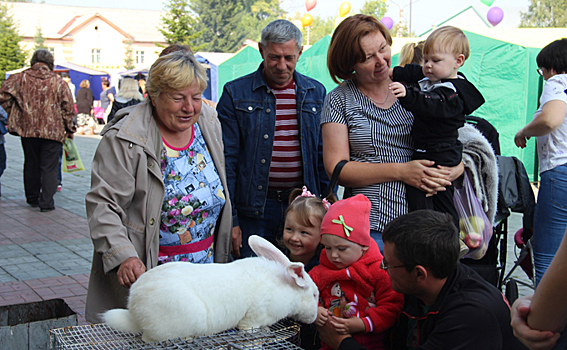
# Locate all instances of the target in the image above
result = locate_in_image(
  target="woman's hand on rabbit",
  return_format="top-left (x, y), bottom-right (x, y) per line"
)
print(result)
top-left (315, 306), bottom-right (330, 327)
top-left (117, 257), bottom-right (146, 288)
top-left (328, 315), bottom-right (365, 335)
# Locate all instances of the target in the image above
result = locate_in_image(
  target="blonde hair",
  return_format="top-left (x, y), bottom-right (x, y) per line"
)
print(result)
top-left (79, 80), bottom-right (90, 88)
top-left (116, 78), bottom-right (144, 101)
top-left (146, 51), bottom-right (207, 101)
top-left (423, 26), bottom-right (470, 60)
top-left (399, 41), bottom-right (424, 66)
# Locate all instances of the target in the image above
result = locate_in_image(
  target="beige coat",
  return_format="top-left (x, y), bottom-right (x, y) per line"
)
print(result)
top-left (85, 101), bottom-right (232, 323)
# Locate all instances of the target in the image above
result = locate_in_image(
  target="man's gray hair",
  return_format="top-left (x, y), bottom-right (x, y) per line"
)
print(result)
top-left (31, 49), bottom-right (54, 71)
top-left (260, 19), bottom-right (303, 52)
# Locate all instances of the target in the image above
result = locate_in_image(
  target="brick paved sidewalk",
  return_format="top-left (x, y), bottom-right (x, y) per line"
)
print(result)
top-left (0, 198), bottom-right (92, 324)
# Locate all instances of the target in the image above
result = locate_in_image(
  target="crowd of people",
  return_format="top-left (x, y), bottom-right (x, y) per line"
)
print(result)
top-left (0, 13), bottom-right (566, 350)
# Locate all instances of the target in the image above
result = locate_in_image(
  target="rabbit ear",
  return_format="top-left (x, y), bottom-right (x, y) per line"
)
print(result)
top-left (286, 263), bottom-right (309, 288)
top-left (249, 235), bottom-right (291, 266)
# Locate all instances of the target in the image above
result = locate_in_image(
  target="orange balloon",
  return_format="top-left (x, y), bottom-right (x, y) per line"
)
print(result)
top-left (301, 13), bottom-right (313, 27)
top-left (339, 2), bottom-right (351, 17)
top-left (306, 0), bottom-right (317, 11)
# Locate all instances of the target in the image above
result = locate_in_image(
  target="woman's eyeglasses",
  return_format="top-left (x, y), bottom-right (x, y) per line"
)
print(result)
top-left (380, 260), bottom-right (407, 271)
top-left (537, 68), bottom-right (544, 76)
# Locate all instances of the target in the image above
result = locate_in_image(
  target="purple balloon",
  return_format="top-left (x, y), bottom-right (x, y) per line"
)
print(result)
top-left (381, 16), bottom-right (394, 30)
top-left (487, 6), bottom-right (504, 26)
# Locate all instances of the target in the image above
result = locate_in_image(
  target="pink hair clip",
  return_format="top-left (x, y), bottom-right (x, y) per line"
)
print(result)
top-left (292, 186), bottom-right (331, 210)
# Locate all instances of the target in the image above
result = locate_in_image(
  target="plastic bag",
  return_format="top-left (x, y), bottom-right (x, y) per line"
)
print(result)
top-left (454, 171), bottom-right (493, 260)
top-left (62, 138), bottom-right (85, 173)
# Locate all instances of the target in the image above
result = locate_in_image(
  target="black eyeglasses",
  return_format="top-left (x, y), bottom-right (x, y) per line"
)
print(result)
top-left (380, 260), bottom-right (407, 271)
top-left (537, 68), bottom-right (544, 76)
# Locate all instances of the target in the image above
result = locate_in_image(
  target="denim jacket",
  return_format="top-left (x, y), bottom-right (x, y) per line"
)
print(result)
top-left (217, 63), bottom-right (328, 225)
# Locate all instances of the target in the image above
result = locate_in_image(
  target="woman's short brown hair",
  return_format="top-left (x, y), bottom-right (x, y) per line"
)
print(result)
top-left (80, 80), bottom-right (90, 89)
top-left (327, 14), bottom-right (393, 85)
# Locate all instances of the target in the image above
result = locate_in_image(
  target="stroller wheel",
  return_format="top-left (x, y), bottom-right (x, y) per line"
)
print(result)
top-left (505, 280), bottom-right (519, 304)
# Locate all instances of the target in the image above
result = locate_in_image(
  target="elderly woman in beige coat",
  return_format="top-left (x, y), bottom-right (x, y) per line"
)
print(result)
top-left (85, 51), bottom-right (232, 323)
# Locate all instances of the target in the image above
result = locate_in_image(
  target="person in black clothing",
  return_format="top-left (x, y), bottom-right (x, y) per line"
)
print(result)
top-left (107, 77), bottom-right (144, 123)
top-left (318, 210), bottom-right (527, 350)
top-left (389, 26), bottom-right (485, 227)
top-left (76, 79), bottom-right (95, 134)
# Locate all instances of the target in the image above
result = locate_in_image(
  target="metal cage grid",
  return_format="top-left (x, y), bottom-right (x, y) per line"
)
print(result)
top-left (50, 319), bottom-right (301, 350)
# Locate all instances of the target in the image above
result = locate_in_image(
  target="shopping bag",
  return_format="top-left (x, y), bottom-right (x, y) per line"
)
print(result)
top-left (62, 138), bottom-right (85, 173)
top-left (454, 171), bottom-right (493, 260)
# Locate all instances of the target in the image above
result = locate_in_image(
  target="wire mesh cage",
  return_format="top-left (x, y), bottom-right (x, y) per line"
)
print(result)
top-left (50, 318), bottom-right (302, 350)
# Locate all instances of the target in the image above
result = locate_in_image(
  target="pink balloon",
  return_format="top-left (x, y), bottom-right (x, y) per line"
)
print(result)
top-left (306, 0), bottom-right (316, 11)
top-left (487, 6), bottom-right (504, 26)
top-left (381, 16), bottom-right (393, 30)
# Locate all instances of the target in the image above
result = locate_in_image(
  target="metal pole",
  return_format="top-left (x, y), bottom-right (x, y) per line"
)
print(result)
top-left (409, 0), bottom-right (412, 35)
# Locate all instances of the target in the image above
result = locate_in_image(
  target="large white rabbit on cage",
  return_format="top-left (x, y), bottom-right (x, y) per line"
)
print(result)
top-left (102, 235), bottom-right (319, 343)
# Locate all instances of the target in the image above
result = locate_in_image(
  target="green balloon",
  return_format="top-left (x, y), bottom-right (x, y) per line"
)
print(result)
top-left (480, 0), bottom-right (495, 6)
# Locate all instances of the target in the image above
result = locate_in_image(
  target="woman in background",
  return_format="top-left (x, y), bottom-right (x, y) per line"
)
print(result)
top-left (76, 79), bottom-right (94, 134)
top-left (398, 41), bottom-right (424, 66)
top-left (107, 77), bottom-right (144, 123)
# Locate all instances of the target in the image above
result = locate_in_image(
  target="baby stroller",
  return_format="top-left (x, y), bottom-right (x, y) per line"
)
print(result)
top-left (496, 156), bottom-right (536, 303)
top-left (460, 116), bottom-right (536, 302)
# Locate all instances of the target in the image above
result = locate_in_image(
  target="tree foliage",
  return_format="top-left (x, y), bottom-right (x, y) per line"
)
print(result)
top-left (159, 0), bottom-right (205, 51)
top-left (360, 0), bottom-right (388, 19)
top-left (191, 0), bottom-right (284, 52)
top-left (123, 39), bottom-right (135, 70)
top-left (190, 0), bottom-right (245, 52)
top-left (0, 3), bottom-right (26, 84)
top-left (305, 15), bottom-right (333, 45)
top-left (33, 25), bottom-right (46, 51)
top-left (520, 0), bottom-right (567, 27)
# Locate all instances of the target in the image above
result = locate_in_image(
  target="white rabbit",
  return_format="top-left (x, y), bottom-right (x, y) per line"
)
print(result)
top-left (102, 235), bottom-right (319, 343)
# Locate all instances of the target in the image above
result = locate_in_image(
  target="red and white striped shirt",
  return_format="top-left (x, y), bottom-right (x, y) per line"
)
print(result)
top-left (269, 79), bottom-right (302, 190)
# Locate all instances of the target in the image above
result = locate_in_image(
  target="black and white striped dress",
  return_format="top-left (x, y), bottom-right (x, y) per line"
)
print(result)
top-left (321, 80), bottom-right (414, 232)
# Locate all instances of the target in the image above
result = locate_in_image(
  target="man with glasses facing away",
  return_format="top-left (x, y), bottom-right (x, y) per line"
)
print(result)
top-left (319, 210), bottom-right (527, 350)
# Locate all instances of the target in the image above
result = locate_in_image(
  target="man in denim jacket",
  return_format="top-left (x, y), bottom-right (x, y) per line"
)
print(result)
top-left (217, 19), bottom-right (328, 258)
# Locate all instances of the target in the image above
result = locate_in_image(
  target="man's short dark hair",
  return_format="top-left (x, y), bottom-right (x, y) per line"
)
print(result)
top-left (537, 38), bottom-right (567, 74)
top-left (382, 210), bottom-right (460, 279)
top-left (31, 49), bottom-right (54, 71)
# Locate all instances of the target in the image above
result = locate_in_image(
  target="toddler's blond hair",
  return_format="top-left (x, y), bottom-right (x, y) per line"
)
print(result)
top-left (423, 26), bottom-right (470, 60)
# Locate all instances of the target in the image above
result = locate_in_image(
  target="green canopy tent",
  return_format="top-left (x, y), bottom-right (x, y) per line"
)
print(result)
top-left (217, 45), bottom-right (263, 96)
top-left (461, 30), bottom-right (542, 181)
top-left (296, 35), bottom-right (334, 91)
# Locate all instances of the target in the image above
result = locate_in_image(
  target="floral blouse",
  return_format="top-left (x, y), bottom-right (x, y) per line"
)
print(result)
top-left (158, 123), bottom-right (226, 264)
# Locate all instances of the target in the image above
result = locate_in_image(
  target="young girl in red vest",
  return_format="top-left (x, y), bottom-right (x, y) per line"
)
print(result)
top-left (309, 194), bottom-right (404, 350)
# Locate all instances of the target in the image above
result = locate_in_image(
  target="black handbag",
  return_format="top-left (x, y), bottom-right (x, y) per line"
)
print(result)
top-left (323, 160), bottom-right (352, 199)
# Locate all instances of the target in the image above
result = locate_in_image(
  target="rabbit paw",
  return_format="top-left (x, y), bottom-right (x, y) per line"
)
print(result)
top-left (141, 332), bottom-right (158, 343)
top-left (237, 319), bottom-right (255, 330)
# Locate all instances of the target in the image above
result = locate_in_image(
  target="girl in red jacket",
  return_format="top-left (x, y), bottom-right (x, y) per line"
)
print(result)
top-left (309, 194), bottom-right (403, 350)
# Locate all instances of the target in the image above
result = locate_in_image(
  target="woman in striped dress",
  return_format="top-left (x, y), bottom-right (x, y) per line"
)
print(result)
top-left (321, 15), bottom-right (464, 250)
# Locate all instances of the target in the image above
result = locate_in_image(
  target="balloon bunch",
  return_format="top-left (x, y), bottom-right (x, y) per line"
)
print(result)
top-left (481, 0), bottom-right (504, 26)
top-left (298, 0), bottom-right (316, 28)
top-left (334, 2), bottom-right (351, 28)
